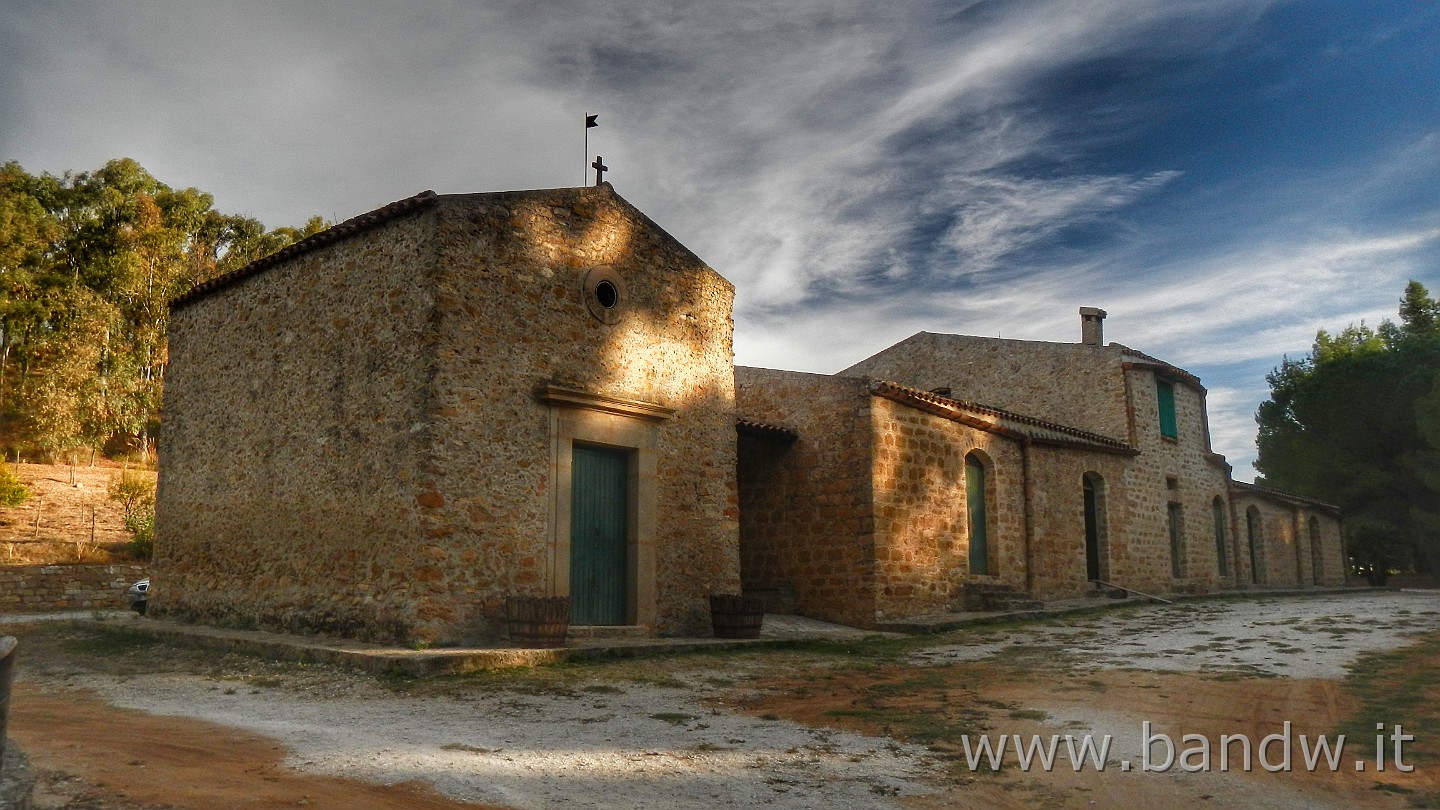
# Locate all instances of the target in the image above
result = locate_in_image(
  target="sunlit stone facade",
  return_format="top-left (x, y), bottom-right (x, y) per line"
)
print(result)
top-left (156, 186), bottom-right (739, 643)
top-left (156, 186), bottom-right (1344, 642)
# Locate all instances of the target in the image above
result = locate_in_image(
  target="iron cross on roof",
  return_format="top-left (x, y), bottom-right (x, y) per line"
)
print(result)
top-left (592, 156), bottom-right (608, 185)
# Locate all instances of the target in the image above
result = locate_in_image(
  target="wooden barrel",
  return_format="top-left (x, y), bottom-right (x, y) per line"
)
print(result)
top-left (505, 597), bottom-right (570, 649)
top-left (0, 636), bottom-right (15, 772)
top-left (710, 594), bottom-right (764, 639)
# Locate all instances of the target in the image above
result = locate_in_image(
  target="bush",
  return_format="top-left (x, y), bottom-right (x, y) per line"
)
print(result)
top-left (125, 507), bottom-right (155, 560)
top-left (0, 464), bottom-right (29, 507)
top-left (109, 470), bottom-right (156, 560)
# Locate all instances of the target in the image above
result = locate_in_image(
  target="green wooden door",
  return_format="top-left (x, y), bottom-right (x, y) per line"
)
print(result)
top-left (570, 444), bottom-right (629, 625)
top-left (1083, 477), bottom-right (1102, 582)
top-left (966, 455), bottom-right (988, 575)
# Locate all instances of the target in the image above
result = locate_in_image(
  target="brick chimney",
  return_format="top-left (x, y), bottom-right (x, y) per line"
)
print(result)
top-left (1080, 307), bottom-right (1107, 345)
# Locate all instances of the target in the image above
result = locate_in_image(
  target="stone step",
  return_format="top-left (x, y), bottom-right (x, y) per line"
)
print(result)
top-left (962, 583), bottom-right (1040, 612)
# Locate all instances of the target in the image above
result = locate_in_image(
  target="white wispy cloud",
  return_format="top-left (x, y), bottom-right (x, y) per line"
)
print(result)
top-left (937, 171), bottom-right (1183, 272)
top-left (5, 1), bottom-right (1435, 436)
top-left (1099, 227), bottom-right (1440, 366)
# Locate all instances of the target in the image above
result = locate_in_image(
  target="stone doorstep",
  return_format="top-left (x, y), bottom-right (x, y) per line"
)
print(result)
top-left (66, 587), bottom-right (1383, 676)
top-left (566, 625), bottom-right (649, 639)
top-left (76, 617), bottom-right (855, 678)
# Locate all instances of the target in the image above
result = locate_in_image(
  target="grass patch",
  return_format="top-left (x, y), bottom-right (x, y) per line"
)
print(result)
top-left (1340, 631), bottom-right (1440, 767)
top-left (1007, 708), bottom-right (1049, 721)
top-left (63, 628), bottom-right (156, 656)
top-left (825, 708), bottom-right (987, 745)
top-left (649, 712), bottom-right (697, 725)
top-left (581, 683), bottom-right (625, 694)
top-left (440, 743), bottom-right (494, 753)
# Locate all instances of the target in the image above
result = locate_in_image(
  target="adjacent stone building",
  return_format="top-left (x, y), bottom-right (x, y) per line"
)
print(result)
top-left (155, 185), bottom-right (1345, 643)
top-left (737, 308), bottom-right (1345, 627)
top-left (156, 186), bottom-right (740, 643)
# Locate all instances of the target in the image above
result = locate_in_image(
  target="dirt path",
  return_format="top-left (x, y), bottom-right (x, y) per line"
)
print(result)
top-left (6, 590), bottom-right (1439, 809)
top-left (14, 688), bottom-right (497, 810)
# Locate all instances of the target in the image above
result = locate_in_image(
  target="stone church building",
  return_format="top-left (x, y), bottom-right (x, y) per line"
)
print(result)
top-left (153, 185), bottom-right (1344, 643)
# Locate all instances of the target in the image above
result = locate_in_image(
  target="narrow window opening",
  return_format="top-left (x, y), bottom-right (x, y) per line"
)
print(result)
top-left (1168, 502), bottom-right (1185, 578)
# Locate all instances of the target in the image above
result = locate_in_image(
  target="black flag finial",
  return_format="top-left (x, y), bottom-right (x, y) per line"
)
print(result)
top-left (584, 113), bottom-right (600, 185)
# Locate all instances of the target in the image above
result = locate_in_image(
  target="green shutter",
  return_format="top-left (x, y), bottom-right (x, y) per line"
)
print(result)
top-left (966, 456), bottom-right (988, 575)
top-left (1156, 380), bottom-right (1178, 438)
top-left (570, 444), bottom-right (629, 625)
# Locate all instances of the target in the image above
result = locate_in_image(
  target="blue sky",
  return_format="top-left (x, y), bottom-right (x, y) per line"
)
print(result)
top-left (3, 0), bottom-right (1438, 479)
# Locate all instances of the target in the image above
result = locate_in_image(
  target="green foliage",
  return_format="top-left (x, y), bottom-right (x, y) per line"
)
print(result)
top-left (1255, 281), bottom-right (1440, 579)
top-left (125, 507), bottom-right (155, 560)
top-left (108, 469), bottom-right (155, 517)
top-left (108, 470), bottom-right (156, 560)
top-left (0, 158), bottom-right (326, 460)
top-left (0, 462), bottom-right (29, 506)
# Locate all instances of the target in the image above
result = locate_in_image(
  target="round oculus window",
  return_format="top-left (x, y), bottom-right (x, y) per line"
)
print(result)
top-left (595, 279), bottom-right (619, 309)
top-left (582, 266), bottom-right (626, 324)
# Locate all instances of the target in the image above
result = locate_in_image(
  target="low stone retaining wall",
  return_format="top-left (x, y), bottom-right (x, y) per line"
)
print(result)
top-left (0, 564), bottom-right (148, 612)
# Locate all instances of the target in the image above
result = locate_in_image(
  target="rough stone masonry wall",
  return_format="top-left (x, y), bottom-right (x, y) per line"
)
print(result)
top-left (156, 208), bottom-right (439, 642)
top-left (426, 188), bottom-right (739, 638)
top-left (840, 334), bottom-right (1131, 440)
top-left (1230, 493), bottom-right (1299, 587)
top-left (0, 564), bottom-right (148, 612)
top-left (1119, 367), bottom-right (1234, 596)
top-left (1304, 508), bottom-right (1346, 587)
top-left (1229, 492), bottom-right (1344, 589)
top-left (735, 369), bottom-right (877, 628)
top-left (868, 396), bottom-right (1027, 619)
top-left (1021, 446), bottom-right (1132, 599)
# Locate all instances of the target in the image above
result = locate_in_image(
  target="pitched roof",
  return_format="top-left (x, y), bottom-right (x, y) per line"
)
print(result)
top-left (868, 380), bottom-right (1136, 454)
top-left (736, 418), bottom-right (800, 442)
top-left (1113, 343), bottom-right (1204, 389)
top-left (1230, 480), bottom-right (1341, 515)
top-left (170, 190), bottom-right (439, 312)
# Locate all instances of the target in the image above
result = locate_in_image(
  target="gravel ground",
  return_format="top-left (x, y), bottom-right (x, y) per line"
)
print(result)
top-left (63, 664), bottom-right (938, 809)
top-left (11, 590), bottom-right (1439, 809)
top-left (913, 590), bottom-right (1440, 677)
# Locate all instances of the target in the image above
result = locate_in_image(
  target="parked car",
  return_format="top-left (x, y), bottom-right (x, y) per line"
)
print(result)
top-left (126, 578), bottom-right (149, 615)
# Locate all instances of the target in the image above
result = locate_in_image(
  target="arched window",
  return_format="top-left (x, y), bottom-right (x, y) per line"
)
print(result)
top-left (1246, 506), bottom-right (1263, 584)
top-left (1082, 473), bottom-right (1108, 583)
top-left (965, 453), bottom-right (991, 576)
top-left (1309, 516), bottom-right (1323, 585)
top-left (1212, 497), bottom-right (1229, 577)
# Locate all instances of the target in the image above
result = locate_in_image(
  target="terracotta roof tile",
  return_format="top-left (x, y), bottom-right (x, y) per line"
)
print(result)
top-left (869, 380), bottom-right (1136, 454)
top-left (1112, 342), bottom-right (1204, 388)
top-left (736, 418), bottom-right (799, 442)
top-left (1230, 480), bottom-right (1341, 515)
